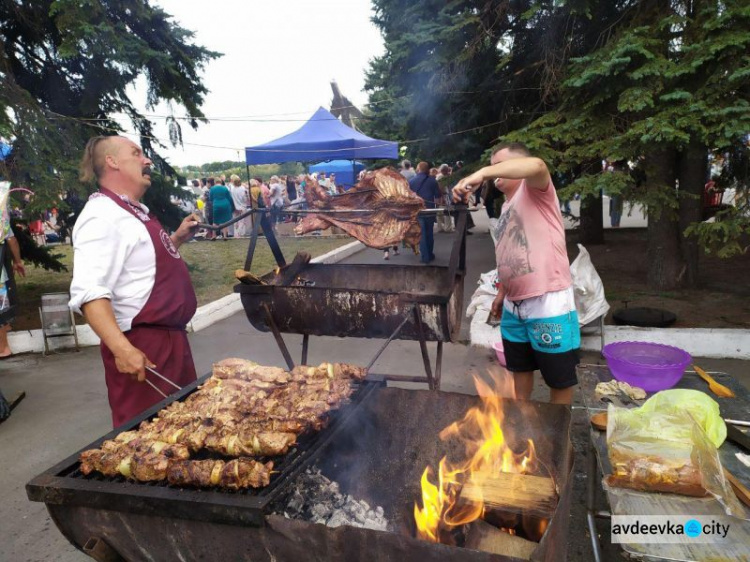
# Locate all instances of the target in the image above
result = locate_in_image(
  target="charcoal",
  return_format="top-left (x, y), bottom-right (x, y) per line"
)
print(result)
top-left (277, 467), bottom-right (390, 532)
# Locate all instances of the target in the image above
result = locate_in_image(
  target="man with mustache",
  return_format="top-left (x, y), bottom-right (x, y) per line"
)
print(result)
top-left (70, 136), bottom-right (200, 426)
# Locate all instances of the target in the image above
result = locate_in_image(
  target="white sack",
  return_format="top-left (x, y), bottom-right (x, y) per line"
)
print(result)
top-left (570, 243), bottom-right (610, 327)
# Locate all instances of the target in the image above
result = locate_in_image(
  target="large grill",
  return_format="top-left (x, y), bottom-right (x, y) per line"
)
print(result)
top-left (26, 373), bottom-right (384, 527)
top-left (235, 208), bottom-right (469, 390)
top-left (27, 387), bottom-right (573, 562)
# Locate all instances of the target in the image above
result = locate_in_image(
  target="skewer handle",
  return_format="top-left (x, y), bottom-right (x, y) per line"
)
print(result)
top-left (146, 367), bottom-right (183, 391)
top-left (144, 378), bottom-right (168, 399)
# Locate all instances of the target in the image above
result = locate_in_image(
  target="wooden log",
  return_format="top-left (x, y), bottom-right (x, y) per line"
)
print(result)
top-left (465, 519), bottom-right (537, 560)
top-left (276, 252), bottom-right (311, 286)
top-left (460, 472), bottom-right (558, 519)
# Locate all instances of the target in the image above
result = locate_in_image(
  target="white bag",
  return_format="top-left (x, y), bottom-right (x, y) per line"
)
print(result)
top-left (570, 244), bottom-right (610, 327)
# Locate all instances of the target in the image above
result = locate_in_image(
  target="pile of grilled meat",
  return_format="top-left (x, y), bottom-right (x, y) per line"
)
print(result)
top-left (79, 360), bottom-right (367, 489)
top-left (294, 168), bottom-right (424, 250)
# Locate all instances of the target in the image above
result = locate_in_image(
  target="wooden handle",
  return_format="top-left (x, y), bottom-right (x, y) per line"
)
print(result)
top-left (693, 365), bottom-right (711, 382)
top-left (724, 469), bottom-right (750, 508)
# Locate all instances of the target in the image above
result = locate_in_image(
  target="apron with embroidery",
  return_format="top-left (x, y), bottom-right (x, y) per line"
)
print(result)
top-left (99, 188), bottom-right (197, 427)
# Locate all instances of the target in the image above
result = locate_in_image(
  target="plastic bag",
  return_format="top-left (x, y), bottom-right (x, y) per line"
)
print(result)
top-left (617, 389), bottom-right (727, 448)
top-left (605, 392), bottom-right (746, 518)
top-left (569, 244), bottom-right (610, 327)
top-left (466, 270), bottom-right (498, 319)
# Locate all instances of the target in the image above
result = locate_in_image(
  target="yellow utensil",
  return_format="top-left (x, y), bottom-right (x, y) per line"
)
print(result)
top-left (693, 365), bottom-right (736, 398)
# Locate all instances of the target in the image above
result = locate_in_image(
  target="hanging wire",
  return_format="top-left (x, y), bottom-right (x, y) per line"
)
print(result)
top-left (45, 110), bottom-right (513, 155)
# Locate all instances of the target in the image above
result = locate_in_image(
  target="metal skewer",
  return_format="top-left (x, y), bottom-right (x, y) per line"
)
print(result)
top-left (196, 206), bottom-right (476, 230)
top-left (146, 366), bottom-right (183, 391)
top-left (144, 378), bottom-right (168, 399)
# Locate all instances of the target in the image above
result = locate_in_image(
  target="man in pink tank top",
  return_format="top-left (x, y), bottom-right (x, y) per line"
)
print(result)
top-left (453, 143), bottom-right (579, 404)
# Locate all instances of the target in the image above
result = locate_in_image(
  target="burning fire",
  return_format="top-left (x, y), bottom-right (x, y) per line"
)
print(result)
top-left (414, 370), bottom-right (538, 543)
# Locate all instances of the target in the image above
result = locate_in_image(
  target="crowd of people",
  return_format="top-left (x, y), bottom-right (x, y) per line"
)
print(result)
top-left (182, 172), bottom-right (353, 240)
top-left (7, 192), bottom-right (85, 247)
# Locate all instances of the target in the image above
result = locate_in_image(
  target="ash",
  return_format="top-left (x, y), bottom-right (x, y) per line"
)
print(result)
top-left (281, 468), bottom-right (390, 531)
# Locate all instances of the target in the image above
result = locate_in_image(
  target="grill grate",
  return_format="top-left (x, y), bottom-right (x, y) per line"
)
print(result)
top-left (27, 376), bottom-right (383, 526)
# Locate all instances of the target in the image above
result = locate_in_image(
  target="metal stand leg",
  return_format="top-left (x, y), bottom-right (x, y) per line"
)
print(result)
top-left (244, 214), bottom-right (262, 271)
top-left (39, 309), bottom-right (49, 356)
top-left (366, 307), bottom-right (413, 372)
top-left (413, 306), bottom-right (435, 391)
top-left (262, 304), bottom-right (295, 370)
top-left (259, 211), bottom-right (286, 268)
top-left (587, 441), bottom-right (603, 562)
top-left (301, 334), bottom-right (309, 366)
top-left (70, 310), bottom-right (80, 352)
top-left (435, 341), bottom-right (443, 390)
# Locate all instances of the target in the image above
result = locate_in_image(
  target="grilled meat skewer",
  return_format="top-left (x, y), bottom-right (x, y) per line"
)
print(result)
top-left (167, 458), bottom-right (273, 489)
top-left (79, 359), bottom-right (366, 488)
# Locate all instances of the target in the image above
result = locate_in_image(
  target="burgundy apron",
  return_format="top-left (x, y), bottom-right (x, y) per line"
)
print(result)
top-left (98, 188), bottom-right (198, 427)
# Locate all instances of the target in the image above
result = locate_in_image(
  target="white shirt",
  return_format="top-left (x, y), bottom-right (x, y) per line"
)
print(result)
top-left (231, 185), bottom-right (248, 210)
top-left (269, 182), bottom-right (285, 207)
top-left (69, 194), bottom-right (156, 332)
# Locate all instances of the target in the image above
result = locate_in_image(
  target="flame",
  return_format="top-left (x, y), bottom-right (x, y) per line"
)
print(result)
top-left (414, 369), bottom-right (538, 543)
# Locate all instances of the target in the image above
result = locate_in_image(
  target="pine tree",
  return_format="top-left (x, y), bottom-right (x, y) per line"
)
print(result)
top-left (514, 0), bottom-right (750, 288)
top-left (0, 0), bottom-right (219, 253)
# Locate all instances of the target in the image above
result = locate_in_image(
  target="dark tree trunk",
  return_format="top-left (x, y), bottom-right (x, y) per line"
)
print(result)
top-left (678, 142), bottom-right (708, 288)
top-left (645, 147), bottom-right (685, 290)
top-left (579, 191), bottom-right (604, 245)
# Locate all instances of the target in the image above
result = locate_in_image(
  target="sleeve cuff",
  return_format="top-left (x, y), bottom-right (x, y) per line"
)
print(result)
top-left (68, 288), bottom-right (112, 315)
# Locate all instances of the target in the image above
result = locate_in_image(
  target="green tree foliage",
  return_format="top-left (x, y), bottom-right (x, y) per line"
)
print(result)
top-left (361, 0), bottom-right (624, 165)
top-left (179, 161), bottom-right (305, 181)
top-left (513, 0), bottom-right (750, 287)
top-left (365, 0), bottom-right (750, 289)
top-left (0, 0), bottom-right (219, 268)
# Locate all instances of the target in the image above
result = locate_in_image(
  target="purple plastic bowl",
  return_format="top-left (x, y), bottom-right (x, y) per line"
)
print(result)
top-left (601, 341), bottom-right (691, 392)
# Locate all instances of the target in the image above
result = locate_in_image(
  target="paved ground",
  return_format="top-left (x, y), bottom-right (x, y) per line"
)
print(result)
top-left (1, 210), bottom-right (746, 562)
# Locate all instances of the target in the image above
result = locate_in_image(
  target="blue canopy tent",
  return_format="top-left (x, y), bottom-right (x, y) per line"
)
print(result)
top-left (245, 107), bottom-right (397, 165)
top-left (309, 160), bottom-right (365, 189)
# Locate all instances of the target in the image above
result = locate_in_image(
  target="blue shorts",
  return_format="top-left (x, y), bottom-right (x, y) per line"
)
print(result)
top-left (500, 288), bottom-right (580, 389)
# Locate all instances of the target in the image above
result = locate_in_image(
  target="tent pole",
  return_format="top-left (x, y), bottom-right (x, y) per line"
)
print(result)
top-left (246, 163), bottom-right (254, 228)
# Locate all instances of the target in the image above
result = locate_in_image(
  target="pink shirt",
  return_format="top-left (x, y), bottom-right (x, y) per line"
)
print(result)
top-left (493, 179), bottom-right (571, 301)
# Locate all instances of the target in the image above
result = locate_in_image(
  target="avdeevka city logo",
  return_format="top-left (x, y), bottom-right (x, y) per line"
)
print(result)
top-left (685, 519), bottom-right (702, 538)
top-left (611, 516), bottom-right (731, 543)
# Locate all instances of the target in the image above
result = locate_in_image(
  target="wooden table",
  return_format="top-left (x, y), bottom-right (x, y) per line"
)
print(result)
top-left (578, 364), bottom-right (750, 561)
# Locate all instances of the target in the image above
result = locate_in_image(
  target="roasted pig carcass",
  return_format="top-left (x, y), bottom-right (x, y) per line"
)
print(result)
top-left (294, 168), bottom-right (424, 250)
top-left (167, 458), bottom-right (273, 489)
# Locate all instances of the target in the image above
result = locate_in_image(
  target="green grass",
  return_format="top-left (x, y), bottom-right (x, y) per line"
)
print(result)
top-left (13, 236), bottom-right (352, 331)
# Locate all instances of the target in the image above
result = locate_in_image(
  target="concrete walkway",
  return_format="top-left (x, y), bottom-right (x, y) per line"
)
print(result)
top-left (0, 210), bottom-right (746, 562)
